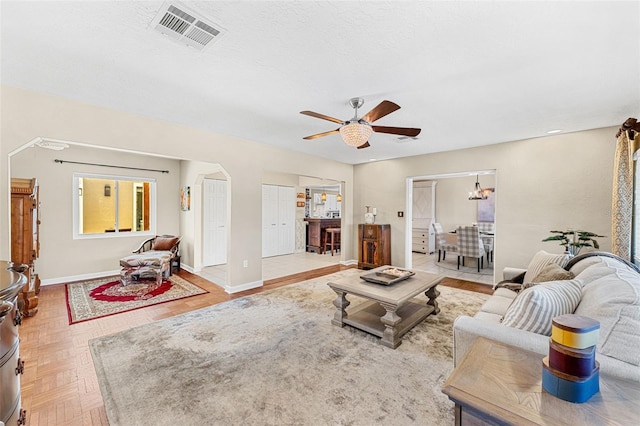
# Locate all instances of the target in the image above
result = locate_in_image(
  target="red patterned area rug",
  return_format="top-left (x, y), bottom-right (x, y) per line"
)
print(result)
top-left (65, 274), bottom-right (208, 324)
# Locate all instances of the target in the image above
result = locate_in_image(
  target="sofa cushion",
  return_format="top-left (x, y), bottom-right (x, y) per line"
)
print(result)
top-left (502, 279), bottom-right (583, 335)
top-left (568, 255), bottom-right (604, 277)
top-left (473, 311), bottom-right (503, 323)
top-left (598, 305), bottom-right (640, 366)
top-left (574, 259), bottom-right (640, 366)
top-left (523, 250), bottom-right (570, 284)
top-left (532, 263), bottom-right (575, 283)
top-left (480, 288), bottom-right (517, 315)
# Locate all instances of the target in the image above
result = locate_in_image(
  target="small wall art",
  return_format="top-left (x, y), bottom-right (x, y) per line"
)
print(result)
top-left (296, 201), bottom-right (306, 207)
top-left (180, 186), bottom-right (191, 211)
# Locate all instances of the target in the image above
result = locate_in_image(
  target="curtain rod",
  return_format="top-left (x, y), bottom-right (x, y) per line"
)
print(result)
top-left (54, 159), bottom-right (170, 174)
top-left (617, 117), bottom-right (640, 138)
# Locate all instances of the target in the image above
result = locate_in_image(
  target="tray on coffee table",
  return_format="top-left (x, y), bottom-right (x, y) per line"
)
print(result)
top-left (360, 266), bottom-right (415, 285)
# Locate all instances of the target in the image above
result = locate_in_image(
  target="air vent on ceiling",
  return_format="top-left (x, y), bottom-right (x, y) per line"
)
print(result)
top-left (396, 136), bottom-right (419, 143)
top-left (150, 2), bottom-right (226, 51)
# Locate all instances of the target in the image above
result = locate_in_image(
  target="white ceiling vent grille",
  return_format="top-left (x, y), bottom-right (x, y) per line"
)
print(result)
top-left (150, 2), bottom-right (226, 51)
top-left (396, 136), bottom-right (419, 143)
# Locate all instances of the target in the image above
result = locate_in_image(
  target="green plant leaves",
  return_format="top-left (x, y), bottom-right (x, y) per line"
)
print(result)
top-left (542, 229), bottom-right (605, 255)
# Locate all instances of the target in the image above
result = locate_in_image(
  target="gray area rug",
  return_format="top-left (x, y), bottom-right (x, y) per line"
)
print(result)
top-left (90, 269), bottom-right (489, 425)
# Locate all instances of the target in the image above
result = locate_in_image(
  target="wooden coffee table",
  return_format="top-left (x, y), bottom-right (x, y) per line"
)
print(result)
top-left (442, 337), bottom-right (640, 425)
top-left (327, 267), bottom-right (443, 348)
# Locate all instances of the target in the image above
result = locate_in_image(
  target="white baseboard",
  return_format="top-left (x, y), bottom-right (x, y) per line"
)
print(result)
top-left (224, 280), bottom-right (263, 294)
top-left (180, 264), bottom-right (195, 273)
top-left (40, 269), bottom-right (121, 286)
top-left (39, 260), bottom-right (352, 288)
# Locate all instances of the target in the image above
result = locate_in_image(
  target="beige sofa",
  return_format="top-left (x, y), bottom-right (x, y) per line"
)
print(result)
top-left (453, 251), bottom-right (640, 382)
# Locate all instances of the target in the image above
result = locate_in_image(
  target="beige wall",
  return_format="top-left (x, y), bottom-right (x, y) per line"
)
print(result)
top-left (353, 128), bottom-right (616, 278)
top-left (433, 174), bottom-right (496, 232)
top-left (1, 85), bottom-right (354, 291)
top-left (1, 85), bottom-right (617, 287)
top-left (9, 144), bottom-right (180, 281)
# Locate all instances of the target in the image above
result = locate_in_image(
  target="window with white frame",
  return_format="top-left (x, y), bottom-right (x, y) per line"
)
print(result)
top-left (73, 173), bottom-right (156, 238)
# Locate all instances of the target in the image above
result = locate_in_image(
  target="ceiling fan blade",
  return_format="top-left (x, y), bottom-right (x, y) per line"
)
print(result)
top-left (303, 129), bottom-right (340, 140)
top-left (357, 142), bottom-right (370, 149)
top-left (372, 125), bottom-right (421, 137)
top-left (360, 100), bottom-right (400, 123)
top-left (300, 110), bottom-right (344, 124)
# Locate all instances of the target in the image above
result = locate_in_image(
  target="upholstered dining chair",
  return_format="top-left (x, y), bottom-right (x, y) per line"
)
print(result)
top-left (473, 222), bottom-right (495, 263)
top-left (457, 226), bottom-right (485, 272)
top-left (433, 223), bottom-right (459, 262)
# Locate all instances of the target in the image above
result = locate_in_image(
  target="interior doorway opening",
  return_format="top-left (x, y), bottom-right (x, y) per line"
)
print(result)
top-left (405, 170), bottom-right (497, 284)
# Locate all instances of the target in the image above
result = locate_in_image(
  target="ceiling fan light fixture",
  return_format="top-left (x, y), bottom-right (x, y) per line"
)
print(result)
top-left (339, 122), bottom-right (373, 147)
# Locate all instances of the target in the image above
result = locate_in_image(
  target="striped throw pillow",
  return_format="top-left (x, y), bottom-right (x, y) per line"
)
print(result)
top-left (523, 250), bottom-right (570, 284)
top-left (501, 279), bottom-right (583, 335)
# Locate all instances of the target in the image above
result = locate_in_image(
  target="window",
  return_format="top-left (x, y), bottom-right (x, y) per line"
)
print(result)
top-left (73, 173), bottom-right (156, 238)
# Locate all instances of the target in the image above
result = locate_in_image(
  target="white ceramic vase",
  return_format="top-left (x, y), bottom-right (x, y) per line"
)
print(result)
top-left (364, 206), bottom-right (374, 224)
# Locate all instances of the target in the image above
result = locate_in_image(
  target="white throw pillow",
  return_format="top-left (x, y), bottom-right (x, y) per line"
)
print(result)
top-left (574, 263), bottom-right (640, 366)
top-left (523, 250), bottom-right (570, 284)
top-left (501, 279), bottom-right (583, 335)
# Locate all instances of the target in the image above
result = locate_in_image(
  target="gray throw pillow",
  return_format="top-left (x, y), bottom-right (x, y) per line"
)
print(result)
top-left (532, 263), bottom-right (575, 283)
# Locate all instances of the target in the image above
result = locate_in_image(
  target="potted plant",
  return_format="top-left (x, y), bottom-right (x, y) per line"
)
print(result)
top-left (542, 229), bottom-right (605, 257)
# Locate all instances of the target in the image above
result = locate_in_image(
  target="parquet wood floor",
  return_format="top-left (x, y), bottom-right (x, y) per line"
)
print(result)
top-left (18, 266), bottom-right (490, 425)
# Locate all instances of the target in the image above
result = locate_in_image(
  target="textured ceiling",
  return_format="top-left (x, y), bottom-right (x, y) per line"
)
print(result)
top-left (1, 1), bottom-right (639, 164)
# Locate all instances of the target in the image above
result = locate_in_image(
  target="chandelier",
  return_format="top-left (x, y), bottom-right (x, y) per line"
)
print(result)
top-left (468, 175), bottom-right (488, 200)
top-left (339, 121), bottom-right (373, 147)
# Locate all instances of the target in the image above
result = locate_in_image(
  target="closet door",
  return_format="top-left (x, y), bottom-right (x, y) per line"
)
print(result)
top-left (277, 186), bottom-right (295, 255)
top-left (262, 185), bottom-right (295, 257)
top-left (262, 185), bottom-right (279, 257)
top-left (203, 179), bottom-right (228, 266)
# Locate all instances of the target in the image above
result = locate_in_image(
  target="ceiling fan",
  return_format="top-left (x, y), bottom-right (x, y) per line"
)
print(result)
top-left (300, 98), bottom-right (421, 149)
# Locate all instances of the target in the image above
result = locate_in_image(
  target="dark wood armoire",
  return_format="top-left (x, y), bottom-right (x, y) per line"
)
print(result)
top-left (11, 177), bottom-right (40, 316)
top-left (358, 223), bottom-right (391, 269)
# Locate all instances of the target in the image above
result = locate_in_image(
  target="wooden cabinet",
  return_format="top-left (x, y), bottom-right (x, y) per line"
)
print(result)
top-left (11, 178), bottom-right (40, 316)
top-left (1, 261), bottom-right (27, 425)
top-left (358, 224), bottom-right (391, 269)
top-left (305, 218), bottom-right (341, 253)
top-left (411, 228), bottom-right (430, 253)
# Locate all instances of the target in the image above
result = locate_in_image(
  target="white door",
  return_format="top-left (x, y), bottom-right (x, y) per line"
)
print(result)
top-left (203, 179), bottom-right (227, 266)
top-left (277, 186), bottom-right (295, 255)
top-left (262, 185), bottom-right (295, 257)
top-left (262, 185), bottom-right (279, 257)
